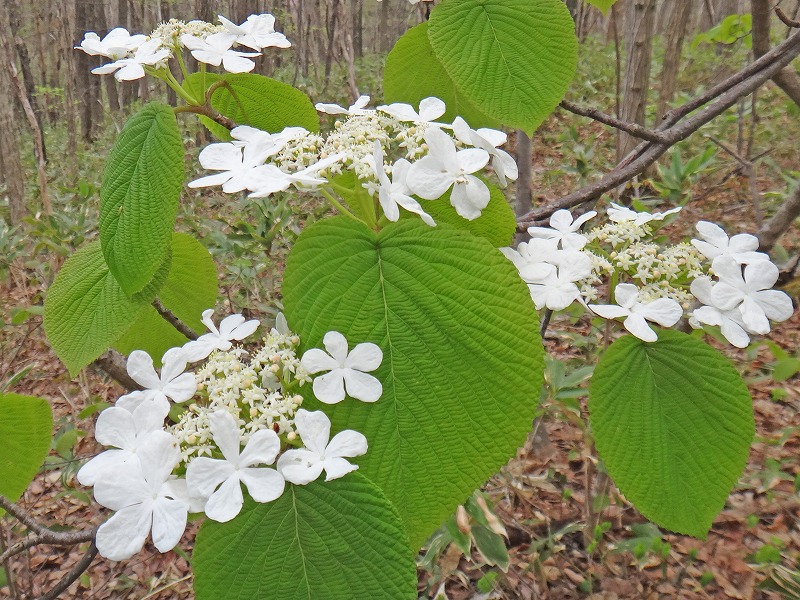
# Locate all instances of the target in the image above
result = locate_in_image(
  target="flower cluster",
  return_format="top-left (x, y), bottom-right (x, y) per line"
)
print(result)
top-left (504, 205), bottom-right (793, 346)
top-left (78, 311), bottom-right (383, 560)
top-left (189, 96), bottom-right (518, 224)
top-left (75, 13), bottom-right (290, 81)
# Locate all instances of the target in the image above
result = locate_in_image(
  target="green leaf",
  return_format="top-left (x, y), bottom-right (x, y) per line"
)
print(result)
top-left (384, 23), bottom-right (500, 129)
top-left (283, 217), bottom-right (543, 549)
top-left (472, 524), bottom-right (510, 571)
top-left (100, 102), bottom-right (184, 296)
top-left (185, 73), bottom-right (319, 141)
top-left (115, 233), bottom-right (218, 361)
top-left (589, 331), bottom-right (754, 538)
top-left (585, 0), bottom-right (617, 14)
top-left (409, 178), bottom-right (516, 247)
top-left (44, 241), bottom-right (151, 375)
top-left (193, 474), bottom-right (416, 600)
top-left (0, 393), bottom-right (52, 506)
top-left (428, 0), bottom-right (577, 133)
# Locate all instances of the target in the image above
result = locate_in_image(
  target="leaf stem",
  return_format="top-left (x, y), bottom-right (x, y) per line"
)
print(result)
top-left (319, 187), bottom-right (364, 224)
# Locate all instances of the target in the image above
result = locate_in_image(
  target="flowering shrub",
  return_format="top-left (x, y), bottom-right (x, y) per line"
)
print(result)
top-left (0, 0), bottom-right (787, 598)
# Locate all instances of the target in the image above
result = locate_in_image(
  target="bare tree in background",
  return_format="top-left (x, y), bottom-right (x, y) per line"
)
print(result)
top-left (656, 1), bottom-right (691, 121)
top-left (0, 3), bottom-right (25, 224)
top-left (616, 0), bottom-right (656, 162)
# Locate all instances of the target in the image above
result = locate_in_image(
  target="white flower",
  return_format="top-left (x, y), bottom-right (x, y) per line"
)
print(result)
top-left (451, 117), bottom-right (518, 186)
top-left (527, 209), bottom-right (597, 250)
top-left (218, 13), bottom-right (291, 50)
top-left (183, 309), bottom-right (260, 362)
top-left (93, 433), bottom-right (191, 560)
top-left (690, 277), bottom-right (752, 348)
top-left (271, 312), bottom-right (290, 336)
top-left (277, 410), bottom-right (367, 484)
top-left (315, 95), bottom-right (372, 116)
top-left (91, 38), bottom-right (171, 81)
top-left (370, 142), bottom-right (435, 226)
top-left (500, 239), bottom-right (562, 280)
top-left (301, 331), bottom-right (382, 404)
top-left (230, 125), bottom-right (307, 149)
top-left (406, 127), bottom-right (490, 220)
top-left (181, 32), bottom-right (260, 73)
top-left (589, 283), bottom-right (683, 342)
top-left (247, 154), bottom-right (344, 198)
top-left (77, 403), bottom-right (168, 486)
top-left (186, 411), bottom-right (284, 523)
top-left (188, 137), bottom-right (281, 193)
top-left (116, 348), bottom-right (197, 413)
top-left (691, 221), bottom-right (769, 267)
top-left (710, 256), bottom-right (793, 335)
top-left (76, 28), bottom-right (147, 59)
top-left (606, 203), bottom-right (681, 225)
top-left (525, 252), bottom-right (593, 311)
top-left (377, 97), bottom-right (446, 124)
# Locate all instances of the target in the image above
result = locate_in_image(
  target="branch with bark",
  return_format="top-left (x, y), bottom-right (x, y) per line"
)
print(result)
top-left (517, 28), bottom-right (800, 229)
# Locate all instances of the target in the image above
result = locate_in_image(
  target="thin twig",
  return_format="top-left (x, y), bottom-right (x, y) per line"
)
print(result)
top-left (559, 100), bottom-right (667, 143)
top-left (92, 349), bottom-right (141, 391)
top-left (539, 309), bottom-right (553, 338)
top-left (152, 299), bottom-right (199, 340)
top-left (36, 541), bottom-right (98, 600)
top-left (777, 6), bottom-right (800, 28)
top-left (174, 103), bottom-right (236, 130)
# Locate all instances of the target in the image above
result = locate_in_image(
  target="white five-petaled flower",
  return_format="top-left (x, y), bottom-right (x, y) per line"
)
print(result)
top-left (370, 141), bottom-right (435, 226)
top-left (377, 97), bottom-right (446, 124)
top-left (527, 209), bottom-right (597, 250)
top-left (93, 433), bottom-right (193, 561)
top-left (710, 256), bottom-right (793, 335)
top-left (181, 32), bottom-right (260, 73)
top-left (606, 203), bottom-right (681, 225)
top-left (451, 117), bottom-right (518, 187)
top-left (76, 28), bottom-right (146, 59)
top-left (186, 411), bottom-right (285, 523)
top-left (589, 283), bottom-right (683, 342)
top-left (690, 277), bottom-right (752, 348)
top-left (188, 136), bottom-right (282, 193)
top-left (218, 13), bottom-right (291, 50)
top-left (301, 331), bottom-right (383, 404)
top-left (77, 403), bottom-right (168, 486)
top-left (524, 251), bottom-right (593, 311)
top-left (116, 348), bottom-right (197, 414)
top-left (406, 127), bottom-right (490, 220)
top-left (315, 95), bottom-right (372, 116)
top-left (183, 309), bottom-right (260, 362)
top-left (277, 409), bottom-right (367, 484)
top-left (691, 221), bottom-right (769, 267)
top-left (91, 38), bottom-right (171, 81)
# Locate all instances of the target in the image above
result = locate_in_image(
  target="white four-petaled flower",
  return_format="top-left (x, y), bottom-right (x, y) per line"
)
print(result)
top-left (218, 13), bottom-right (291, 50)
top-left (406, 127), bottom-right (490, 220)
top-left (377, 97), bottom-right (446, 124)
top-left (606, 203), bottom-right (681, 225)
top-left (181, 32), bottom-right (260, 73)
top-left (186, 411), bottom-right (285, 522)
top-left (316, 95), bottom-right (372, 116)
top-left (301, 331), bottom-right (382, 404)
top-left (116, 348), bottom-right (197, 413)
top-left (91, 38), bottom-right (171, 81)
top-left (371, 141), bottom-right (435, 226)
top-left (451, 117), bottom-right (518, 187)
top-left (526, 209), bottom-right (597, 250)
top-left (277, 409), bottom-right (368, 484)
top-left (589, 283), bottom-right (683, 342)
top-left (77, 28), bottom-right (146, 59)
top-left (691, 221), bottom-right (769, 267)
top-left (183, 309), bottom-right (260, 362)
top-left (690, 277), bottom-right (752, 348)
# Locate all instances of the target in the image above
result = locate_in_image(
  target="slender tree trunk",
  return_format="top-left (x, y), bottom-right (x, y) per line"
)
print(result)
top-left (514, 131), bottom-right (533, 244)
top-left (656, 2), bottom-right (691, 121)
top-left (76, 0), bottom-right (101, 142)
top-left (352, 0), bottom-right (363, 59)
top-left (0, 4), bottom-right (25, 224)
top-left (752, 0), bottom-right (800, 105)
top-left (617, 0), bottom-right (657, 162)
top-left (100, 2), bottom-right (121, 112)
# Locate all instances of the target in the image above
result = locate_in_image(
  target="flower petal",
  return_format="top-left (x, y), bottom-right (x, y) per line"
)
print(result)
top-left (95, 504), bottom-right (152, 561)
top-left (588, 304), bottom-right (630, 320)
top-left (293, 409), bottom-right (331, 454)
top-left (613, 283), bottom-right (639, 308)
top-left (753, 290), bottom-right (794, 322)
top-left (77, 449), bottom-right (130, 487)
top-left (313, 370), bottom-right (346, 404)
top-left (126, 350), bottom-right (161, 389)
top-left (276, 449), bottom-right (324, 485)
top-left (182, 336), bottom-right (221, 362)
top-left (229, 319), bottom-right (260, 340)
top-left (239, 429), bottom-right (281, 466)
top-left (342, 369), bottom-right (382, 402)
top-left (163, 372), bottom-right (197, 403)
top-left (322, 456), bottom-right (358, 481)
top-left (344, 342), bottom-right (382, 371)
top-left (239, 467), bottom-right (285, 503)
top-left (322, 331), bottom-right (349, 363)
top-left (301, 348), bottom-right (341, 373)
top-left (204, 475), bottom-right (244, 522)
top-left (325, 430), bottom-right (368, 459)
top-left (197, 143), bottom-right (242, 171)
top-left (160, 347), bottom-right (189, 383)
top-left (150, 497), bottom-right (188, 553)
top-left (623, 313), bottom-right (658, 342)
top-left (94, 407), bottom-right (136, 449)
top-left (635, 298), bottom-right (683, 327)
top-left (209, 411), bottom-right (242, 463)
top-left (418, 97), bottom-right (446, 121)
top-left (186, 457), bottom-right (235, 500)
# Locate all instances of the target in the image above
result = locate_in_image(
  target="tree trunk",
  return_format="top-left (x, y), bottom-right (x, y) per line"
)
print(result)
top-left (514, 131), bottom-right (533, 244)
top-left (0, 4), bottom-right (25, 224)
top-left (352, 0), bottom-right (363, 59)
top-left (751, 0), bottom-right (800, 106)
top-left (656, 1), bottom-right (691, 121)
top-left (75, 0), bottom-right (102, 142)
top-left (616, 0), bottom-right (656, 162)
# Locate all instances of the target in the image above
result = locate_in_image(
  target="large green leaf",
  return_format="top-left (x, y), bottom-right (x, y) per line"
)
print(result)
top-left (44, 241), bottom-right (151, 376)
top-left (589, 331), bottom-right (754, 538)
top-left (283, 217), bottom-right (543, 548)
top-left (0, 394), bottom-right (52, 505)
top-left (193, 474), bottom-right (416, 600)
top-left (100, 102), bottom-right (184, 296)
top-left (185, 73), bottom-right (319, 141)
top-left (384, 22), bottom-right (500, 129)
top-left (412, 178), bottom-right (516, 247)
top-left (428, 0), bottom-right (577, 133)
top-left (114, 233), bottom-right (218, 361)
